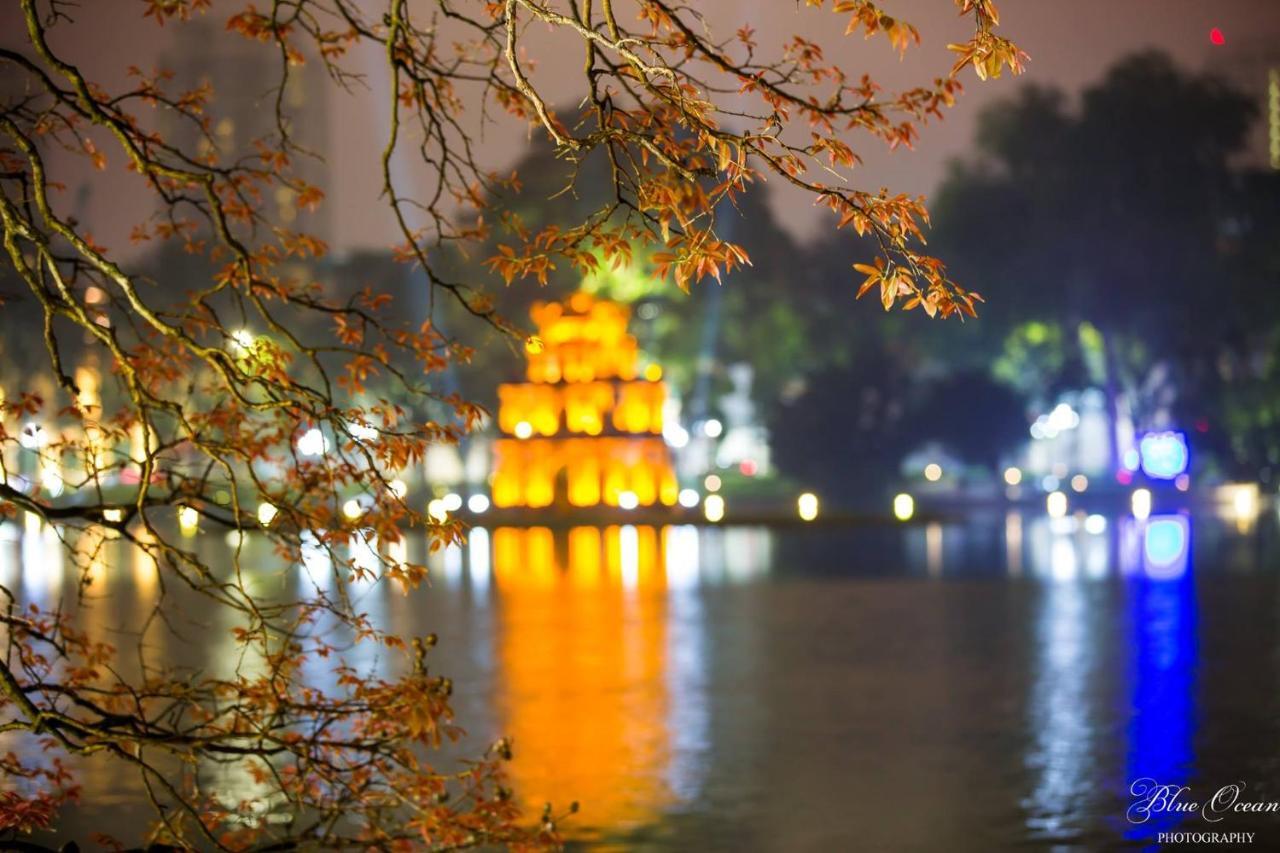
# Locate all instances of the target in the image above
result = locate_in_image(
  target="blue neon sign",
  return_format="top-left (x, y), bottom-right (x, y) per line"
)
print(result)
top-left (1139, 431), bottom-right (1189, 480)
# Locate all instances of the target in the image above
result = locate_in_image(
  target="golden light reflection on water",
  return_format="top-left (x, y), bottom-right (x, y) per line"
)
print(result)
top-left (489, 525), bottom-right (676, 834)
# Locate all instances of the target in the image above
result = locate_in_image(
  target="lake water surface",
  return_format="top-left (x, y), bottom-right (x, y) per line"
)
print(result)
top-left (4, 506), bottom-right (1280, 850)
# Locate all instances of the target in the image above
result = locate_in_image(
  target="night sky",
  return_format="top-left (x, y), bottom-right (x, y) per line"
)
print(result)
top-left (4, 1), bottom-right (1280, 252)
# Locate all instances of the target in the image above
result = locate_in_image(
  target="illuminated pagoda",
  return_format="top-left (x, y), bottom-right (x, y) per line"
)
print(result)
top-left (491, 293), bottom-right (679, 509)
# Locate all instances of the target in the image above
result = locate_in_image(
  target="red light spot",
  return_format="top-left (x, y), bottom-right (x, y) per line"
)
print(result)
top-left (739, 459), bottom-right (758, 476)
top-left (1210, 27), bottom-right (1226, 45)
top-left (1195, 418), bottom-right (1210, 433)
top-left (1116, 469), bottom-right (1134, 486)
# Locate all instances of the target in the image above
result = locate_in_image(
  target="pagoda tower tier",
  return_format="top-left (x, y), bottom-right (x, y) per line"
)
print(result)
top-left (491, 292), bottom-right (678, 509)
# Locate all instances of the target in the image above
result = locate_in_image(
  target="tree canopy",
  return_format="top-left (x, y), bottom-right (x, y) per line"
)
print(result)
top-left (0, 0), bottom-right (1021, 846)
top-left (930, 50), bottom-right (1279, 477)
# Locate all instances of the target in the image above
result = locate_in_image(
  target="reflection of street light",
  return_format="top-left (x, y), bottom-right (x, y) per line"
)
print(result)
top-left (1131, 488), bottom-right (1152, 521)
top-left (703, 494), bottom-right (725, 523)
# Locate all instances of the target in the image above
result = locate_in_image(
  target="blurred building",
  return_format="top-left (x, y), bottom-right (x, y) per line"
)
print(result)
top-left (160, 18), bottom-right (332, 242)
top-left (713, 363), bottom-right (771, 475)
top-left (1213, 34), bottom-right (1280, 170)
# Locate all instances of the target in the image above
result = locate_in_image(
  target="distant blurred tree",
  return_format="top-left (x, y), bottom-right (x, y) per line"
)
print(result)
top-left (931, 51), bottom-right (1268, 472)
top-left (771, 359), bottom-right (1026, 499)
top-left (0, 0), bottom-right (1021, 846)
top-left (1181, 170), bottom-right (1280, 479)
top-left (436, 142), bottom-right (814, 416)
top-left (768, 343), bottom-right (916, 505)
top-left (905, 369), bottom-right (1027, 470)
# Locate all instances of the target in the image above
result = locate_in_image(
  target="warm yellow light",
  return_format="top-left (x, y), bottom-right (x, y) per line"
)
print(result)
top-left (1131, 488), bottom-right (1152, 521)
top-left (427, 499), bottom-right (448, 523)
top-left (257, 502), bottom-right (278, 526)
top-left (514, 421), bottom-right (533, 440)
top-left (1003, 467), bottom-right (1022, 486)
top-left (525, 336), bottom-right (544, 354)
top-left (178, 505), bottom-right (199, 535)
top-left (797, 492), bottom-right (819, 522)
top-left (924, 463), bottom-right (942, 482)
top-left (704, 474), bottom-right (722, 493)
top-left (703, 494), bottom-right (725, 523)
top-left (389, 479), bottom-right (408, 499)
top-left (1233, 486), bottom-right (1258, 518)
top-left (342, 499), bottom-right (363, 520)
top-left (1219, 483), bottom-right (1259, 527)
top-left (643, 364), bottom-right (662, 381)
top-left (102, 507), bottom-right (124, 523)
top-left (659, 476), bottom-right (679, 506)
top-left (230, 328), bottom-right (255, 354)
top-left (1046, 491), bottom-right (1068, 518)
top-left (1070, 474), bottom-right (1088, 493)
top-left (893, 493), bottom-right (914, 521)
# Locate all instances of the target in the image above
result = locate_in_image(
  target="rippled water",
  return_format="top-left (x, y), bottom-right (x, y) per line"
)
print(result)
top-left (5, 507), bottom-right (1280, 850)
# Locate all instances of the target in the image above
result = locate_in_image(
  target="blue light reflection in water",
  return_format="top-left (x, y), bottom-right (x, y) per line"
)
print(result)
top-left (1124, 514), bottom-right (1197, 845)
